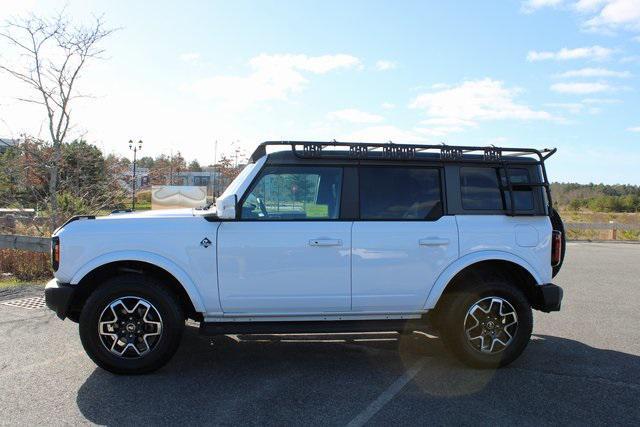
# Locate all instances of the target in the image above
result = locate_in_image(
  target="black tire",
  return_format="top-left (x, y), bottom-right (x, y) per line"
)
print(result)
top-left (79, 274), bottom-right (185, 375)
top-left (437, 274), bottom-right (533, 369)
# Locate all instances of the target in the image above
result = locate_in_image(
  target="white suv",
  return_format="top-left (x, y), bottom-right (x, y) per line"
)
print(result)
top-left (45, 141), bottom-right (565, 374)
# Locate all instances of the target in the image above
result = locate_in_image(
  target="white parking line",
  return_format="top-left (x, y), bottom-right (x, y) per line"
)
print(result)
top-left (346, 358), bottom-right (427, 427)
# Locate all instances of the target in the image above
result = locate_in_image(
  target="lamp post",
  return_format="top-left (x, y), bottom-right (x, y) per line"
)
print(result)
top-left (129, 139), bottom-right (143, 210)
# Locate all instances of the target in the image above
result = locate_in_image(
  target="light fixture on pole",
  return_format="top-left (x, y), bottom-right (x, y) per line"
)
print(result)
top-left (129, 139), bottom-right (143, 210)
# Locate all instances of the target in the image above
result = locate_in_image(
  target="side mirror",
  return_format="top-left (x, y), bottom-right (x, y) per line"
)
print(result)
top-left (217, 194), bottom-right (238, 219)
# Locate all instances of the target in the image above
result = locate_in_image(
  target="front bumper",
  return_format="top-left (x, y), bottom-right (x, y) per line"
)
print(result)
top-left (44, 279), bottom-right (76, 320)
top-left (533, 283), bottom-right (563, 312)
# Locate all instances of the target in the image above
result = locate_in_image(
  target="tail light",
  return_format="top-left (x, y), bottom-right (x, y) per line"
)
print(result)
top-left (51, 236), bottom-right (60, 271)
top-left (551, 230), bottom-right (562, 267)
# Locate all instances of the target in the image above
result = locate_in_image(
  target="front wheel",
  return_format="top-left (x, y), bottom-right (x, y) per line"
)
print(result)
top-left (79, 274), bottom-right (185, 374)
top-left (437, 276), bottom-right (533, 368)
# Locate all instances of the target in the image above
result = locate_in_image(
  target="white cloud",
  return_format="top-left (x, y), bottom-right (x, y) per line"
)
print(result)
top-left (550, 82), bottom-right (613, 93)
top-left (375, 60), bottom-right (397, 71)
top-left (582, 0), bottom-right (640, 33)
top-left (179, 52), bottom-right (201, 62)
top-left (327, 108), bottom-right (384, 124)
top-left (546, 102), bottom-right (586, 113)
top-left (628, 125), bottom-right (640, 131)
top-left (338, 125), bottom-right (431, 143)
top-left (522, 0), bottom-right (565, 13)
top-left (183, 53), bottom-right (361, 110)
top-left (555, 67), bottom-right (631, 77)
top-left (527, 45), bottom-right (615, 61)
top-left (575, 0), bottom-right (609, 12)
top-left (524, 1), bottom-right (640, 33)
top-left (409, 79), bottom-right (554, 135)
top-left (419, 117), bottom-right (477, 134)
top-left (381, 102), bottom-right (396, 109)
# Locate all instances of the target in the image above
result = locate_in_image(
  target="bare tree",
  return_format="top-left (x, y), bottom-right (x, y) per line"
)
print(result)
top-left (0, 11), bottom-right (114, 232)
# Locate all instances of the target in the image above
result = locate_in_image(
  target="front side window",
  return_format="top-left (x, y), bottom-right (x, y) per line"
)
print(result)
top-left (241, 166), bottom-right (342, 220)
top-left (359, 167), bottom-right (442, 220)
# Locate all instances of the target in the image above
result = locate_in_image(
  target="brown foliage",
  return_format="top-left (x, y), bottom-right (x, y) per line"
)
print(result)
top-left (0, 249), bottom-right (51, 281)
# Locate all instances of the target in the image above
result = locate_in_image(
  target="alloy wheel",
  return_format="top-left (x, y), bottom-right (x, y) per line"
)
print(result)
top-left (463, 296), bottom-right (518, 354)
top-left (98, 296), bottom-right (163, 358)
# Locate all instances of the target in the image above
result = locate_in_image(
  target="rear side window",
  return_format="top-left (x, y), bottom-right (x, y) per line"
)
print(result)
top-left (359, 167), bottom-right (442, 220)
top-left (460, 167), bottom-right (534, 211)
top-left (460, 167), bottom-right (502, 210)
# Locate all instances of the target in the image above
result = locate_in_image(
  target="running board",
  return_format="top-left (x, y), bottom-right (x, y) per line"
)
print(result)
top-left (199, 319), bottom-right (429, 336)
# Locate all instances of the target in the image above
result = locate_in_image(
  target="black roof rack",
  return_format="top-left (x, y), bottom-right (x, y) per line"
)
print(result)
top-left (249, 140), bottom-right (557, 216)
top-left (250, 140), bottom-right (556, 163)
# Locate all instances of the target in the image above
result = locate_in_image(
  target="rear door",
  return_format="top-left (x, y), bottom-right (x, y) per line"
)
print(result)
top-left (351, 166), bottom-right (458, 312)
top-left (217, 165), bottom-right (351, 313)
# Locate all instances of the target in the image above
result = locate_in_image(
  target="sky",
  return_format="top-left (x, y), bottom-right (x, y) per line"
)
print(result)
top-left (0, 0), bottom-right (639, 184)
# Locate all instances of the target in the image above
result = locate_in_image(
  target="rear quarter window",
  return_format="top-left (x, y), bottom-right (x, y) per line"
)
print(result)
top-left (460, 167), bottom-right (534, 212)
top-left (501, 168), bottom-right (534, 211)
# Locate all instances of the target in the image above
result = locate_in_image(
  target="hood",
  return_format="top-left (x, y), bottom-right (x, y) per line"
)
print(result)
top-left (97, 208), bottom-right (196, 220)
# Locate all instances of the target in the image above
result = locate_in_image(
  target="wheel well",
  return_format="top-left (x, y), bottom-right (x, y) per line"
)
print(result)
top-left (433, 260), bottom-right (542, 315)
top-left (67, 261), bottom-right (200, 322)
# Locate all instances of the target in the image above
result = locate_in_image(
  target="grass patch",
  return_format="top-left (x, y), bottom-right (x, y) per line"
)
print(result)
top-left (0, 276), bottom-right (21, 289)
top-left (0, 276), bottom-right (45, 289)
top-left (560, 210), bottom-right (640, 241)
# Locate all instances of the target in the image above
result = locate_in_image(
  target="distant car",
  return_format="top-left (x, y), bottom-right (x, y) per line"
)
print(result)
top-left (45, 141), bottom-right (565, 374)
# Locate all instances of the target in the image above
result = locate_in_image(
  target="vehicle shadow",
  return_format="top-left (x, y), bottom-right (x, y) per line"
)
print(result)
top-left (75, 324), bottom-right (640, 426)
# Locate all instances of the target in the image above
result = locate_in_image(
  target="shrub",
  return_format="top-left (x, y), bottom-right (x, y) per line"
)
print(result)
top-left (0, 249), bottom-right (51, 281)
top-left (136, 190), bottom-right (151, 204)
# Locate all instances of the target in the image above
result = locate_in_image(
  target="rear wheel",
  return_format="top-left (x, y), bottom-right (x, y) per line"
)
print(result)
top-left (437, 275), bottom-right (532, 368)
top-left (79, 274), bottom-right (185, 374)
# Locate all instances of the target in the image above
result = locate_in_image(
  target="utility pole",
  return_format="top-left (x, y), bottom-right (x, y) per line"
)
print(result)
top-left (128, 139), bottom-right (143, 210)
top-left (234, 139), bottom-right (240, 168)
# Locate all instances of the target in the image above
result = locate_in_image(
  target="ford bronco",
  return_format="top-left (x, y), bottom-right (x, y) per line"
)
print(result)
top-left (45, 141), bottom-right (565, 374)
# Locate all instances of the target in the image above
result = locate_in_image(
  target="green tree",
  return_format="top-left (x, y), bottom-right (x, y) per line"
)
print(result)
top-left (137, 156), bottom-right (155, 169)
top-left (59, 140), bottom-right (107, 197)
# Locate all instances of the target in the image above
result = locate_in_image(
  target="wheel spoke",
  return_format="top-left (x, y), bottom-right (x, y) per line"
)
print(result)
top-left (464, 296), bottom-right (518, 355)
top-left (465, 308), bottom-right (481, 335)
top-left (97, 296), bottom-right (163, 359)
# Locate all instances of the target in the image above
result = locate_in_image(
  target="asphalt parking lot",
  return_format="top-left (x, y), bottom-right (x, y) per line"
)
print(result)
top-left (1, 242), bottom-right (639, 426)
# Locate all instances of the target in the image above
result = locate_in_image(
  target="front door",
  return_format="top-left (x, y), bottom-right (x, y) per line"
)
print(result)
top-left (352, 166), bottom-right (458, 312)
top-left (217, 165), bottom-right (350, 313)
